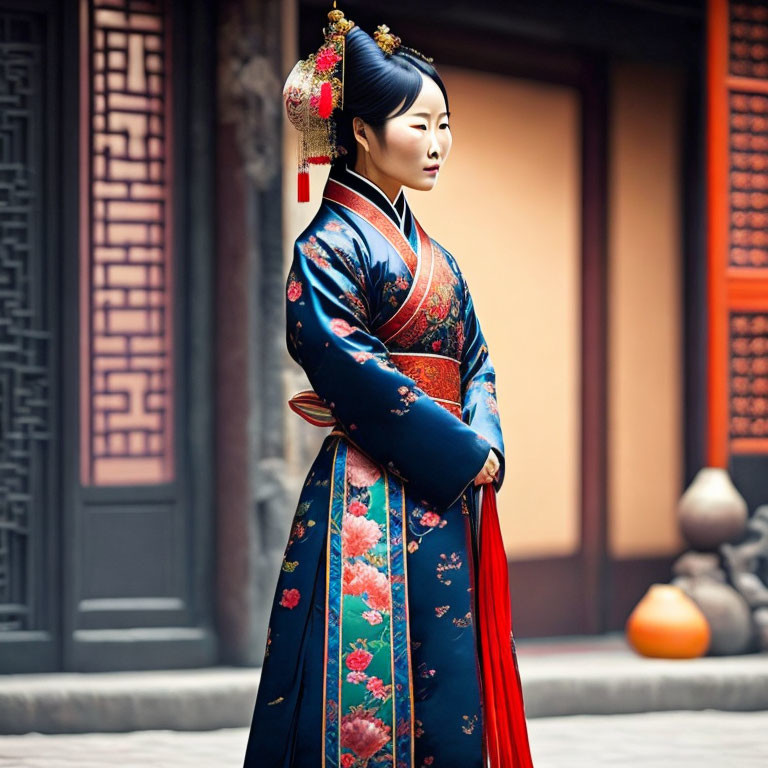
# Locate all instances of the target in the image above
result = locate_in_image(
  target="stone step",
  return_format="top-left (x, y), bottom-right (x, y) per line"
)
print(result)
top-left (2, 633), bottom-right (766, 735)
top-left (515, 633), bottom-right (768, 717)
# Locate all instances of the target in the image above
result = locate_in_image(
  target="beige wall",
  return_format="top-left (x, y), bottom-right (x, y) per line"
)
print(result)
top-left (408, 67), bottom-right (582, 558)
top-left (607, 61), bottom-right (686, 557)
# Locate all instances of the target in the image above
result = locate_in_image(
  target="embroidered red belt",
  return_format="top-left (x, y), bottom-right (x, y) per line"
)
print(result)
top-left (288, 352), bottom-right (462, 429)
top-left (390, 352), bottom-right (462, 418)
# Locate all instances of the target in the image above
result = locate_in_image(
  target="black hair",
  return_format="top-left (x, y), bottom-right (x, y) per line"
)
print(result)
top-left (332, 25), bottom-right (449, 168)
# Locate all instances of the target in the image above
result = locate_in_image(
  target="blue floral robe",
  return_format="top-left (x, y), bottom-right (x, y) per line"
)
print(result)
top-left (243, 162), bottom-right (506, 768)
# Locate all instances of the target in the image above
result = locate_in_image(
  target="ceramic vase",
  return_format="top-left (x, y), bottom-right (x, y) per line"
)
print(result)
top-left (683, 579), bottom-right (754, 655)
top-left (678, 467), bottom-right (747, 550)
top-left (626, 583), bottom-right (710, 658)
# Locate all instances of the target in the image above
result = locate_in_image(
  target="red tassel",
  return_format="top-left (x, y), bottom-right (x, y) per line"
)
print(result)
top-left (298, 169), bottom-right (310, 203)
top-left (318, 81), bottom-right (333, 119)
top-left (478, 484), bottom-right (534, 768)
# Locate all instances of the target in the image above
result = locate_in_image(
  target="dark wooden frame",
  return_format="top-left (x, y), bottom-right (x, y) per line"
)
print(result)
top-left (0, 0), bottom-right (64, 673)
top-left (39, 0), bottom-right (215, 673)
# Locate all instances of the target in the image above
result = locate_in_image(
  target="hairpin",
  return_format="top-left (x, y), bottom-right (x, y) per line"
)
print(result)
top-left (375, 23), bottom-right (434, 64)
top-left (373, 24), bottom-right (401, 56)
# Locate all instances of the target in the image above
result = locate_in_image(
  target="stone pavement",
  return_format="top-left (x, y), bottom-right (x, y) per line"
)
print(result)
top-left (2, 633), bottom-right (768, 734)
top-left (0, 709), bottom-right (766, 767)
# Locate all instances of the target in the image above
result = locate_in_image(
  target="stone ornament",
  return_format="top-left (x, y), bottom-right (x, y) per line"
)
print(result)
top-left (678, 467), bottom-right (748, 550)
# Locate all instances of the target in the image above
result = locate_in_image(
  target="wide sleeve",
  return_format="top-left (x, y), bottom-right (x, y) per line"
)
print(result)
top-left (459, 271), bottom-right (506, 493)
top-left (285, 227), bottom-right (491, 509)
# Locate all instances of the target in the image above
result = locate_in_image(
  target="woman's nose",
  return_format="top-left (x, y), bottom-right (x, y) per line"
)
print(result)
top-left (428, 133), bottom-right (440, 158)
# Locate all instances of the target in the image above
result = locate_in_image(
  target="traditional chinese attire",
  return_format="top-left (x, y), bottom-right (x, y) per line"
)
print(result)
top-left (243, 162), bottom-right (531, 768)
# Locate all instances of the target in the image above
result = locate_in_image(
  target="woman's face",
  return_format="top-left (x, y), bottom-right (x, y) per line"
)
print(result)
top-left (353, 71), bottom-right (452, 197)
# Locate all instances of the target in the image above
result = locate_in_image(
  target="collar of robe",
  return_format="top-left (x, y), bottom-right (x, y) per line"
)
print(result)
top-left (326, 161), bottom-right (413, 237)
top-left (322, 168), bottom-right (435, 344)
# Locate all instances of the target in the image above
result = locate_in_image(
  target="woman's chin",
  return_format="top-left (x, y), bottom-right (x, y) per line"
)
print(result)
top-left (407, 176), bottom-right (439, 192)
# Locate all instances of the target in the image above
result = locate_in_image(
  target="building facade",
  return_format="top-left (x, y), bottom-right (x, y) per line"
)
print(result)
top-left (1, 0), bottom-right (765, 673)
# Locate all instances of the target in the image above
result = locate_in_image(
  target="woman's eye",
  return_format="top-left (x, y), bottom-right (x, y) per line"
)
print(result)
top-left (440, 123), bottom-right (450, 129)
top-left (412, 124), bottom-right (428, 130)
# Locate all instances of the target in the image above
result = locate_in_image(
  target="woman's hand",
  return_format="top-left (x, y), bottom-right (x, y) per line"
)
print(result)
top-left (474, 447), bottom-right (500, 486)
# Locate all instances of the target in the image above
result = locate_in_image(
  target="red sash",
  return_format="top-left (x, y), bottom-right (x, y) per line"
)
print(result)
top-left (479, 485), bottom-right (535, 767)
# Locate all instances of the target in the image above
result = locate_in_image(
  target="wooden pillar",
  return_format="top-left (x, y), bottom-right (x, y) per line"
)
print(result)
top-left (216, 0), bottom-right (289, 665)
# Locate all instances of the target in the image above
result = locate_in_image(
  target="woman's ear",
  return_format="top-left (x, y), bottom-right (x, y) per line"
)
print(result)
top-left (352, 116), bottom-right (370, 154)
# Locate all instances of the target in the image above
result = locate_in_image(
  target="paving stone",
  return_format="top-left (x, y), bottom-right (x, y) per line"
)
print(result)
top-left (0, 710), bottom-right (766, 767)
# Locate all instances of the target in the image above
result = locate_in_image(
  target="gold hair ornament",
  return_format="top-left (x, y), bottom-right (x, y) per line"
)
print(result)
top-left (375, 23), bottom-right (434, 64)
top-left (373, 24), bottom-right (401, 55)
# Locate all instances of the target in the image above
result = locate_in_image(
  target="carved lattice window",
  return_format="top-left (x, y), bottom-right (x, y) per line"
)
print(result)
top-left (80, 0), bottom-right (174, 485)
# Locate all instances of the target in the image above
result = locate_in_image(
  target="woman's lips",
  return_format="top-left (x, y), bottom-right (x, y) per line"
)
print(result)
top-left (423, 165), bottom-right (440, 174)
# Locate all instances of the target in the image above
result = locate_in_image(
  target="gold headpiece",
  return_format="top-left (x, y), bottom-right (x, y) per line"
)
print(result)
top-left (375, 23), bottom-right (434, 64)
top-left (283, 3), bottom-right (355, 202)
top-left (373, 24), bottom-right (401, 56)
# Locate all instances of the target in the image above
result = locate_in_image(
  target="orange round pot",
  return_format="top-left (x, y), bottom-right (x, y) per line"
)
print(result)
top-left (626, 583), bottom-right (710, 658)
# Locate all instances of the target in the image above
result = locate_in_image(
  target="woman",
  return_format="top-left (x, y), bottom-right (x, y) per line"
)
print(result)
top-left (243, 7), bottom-right (533, 768)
